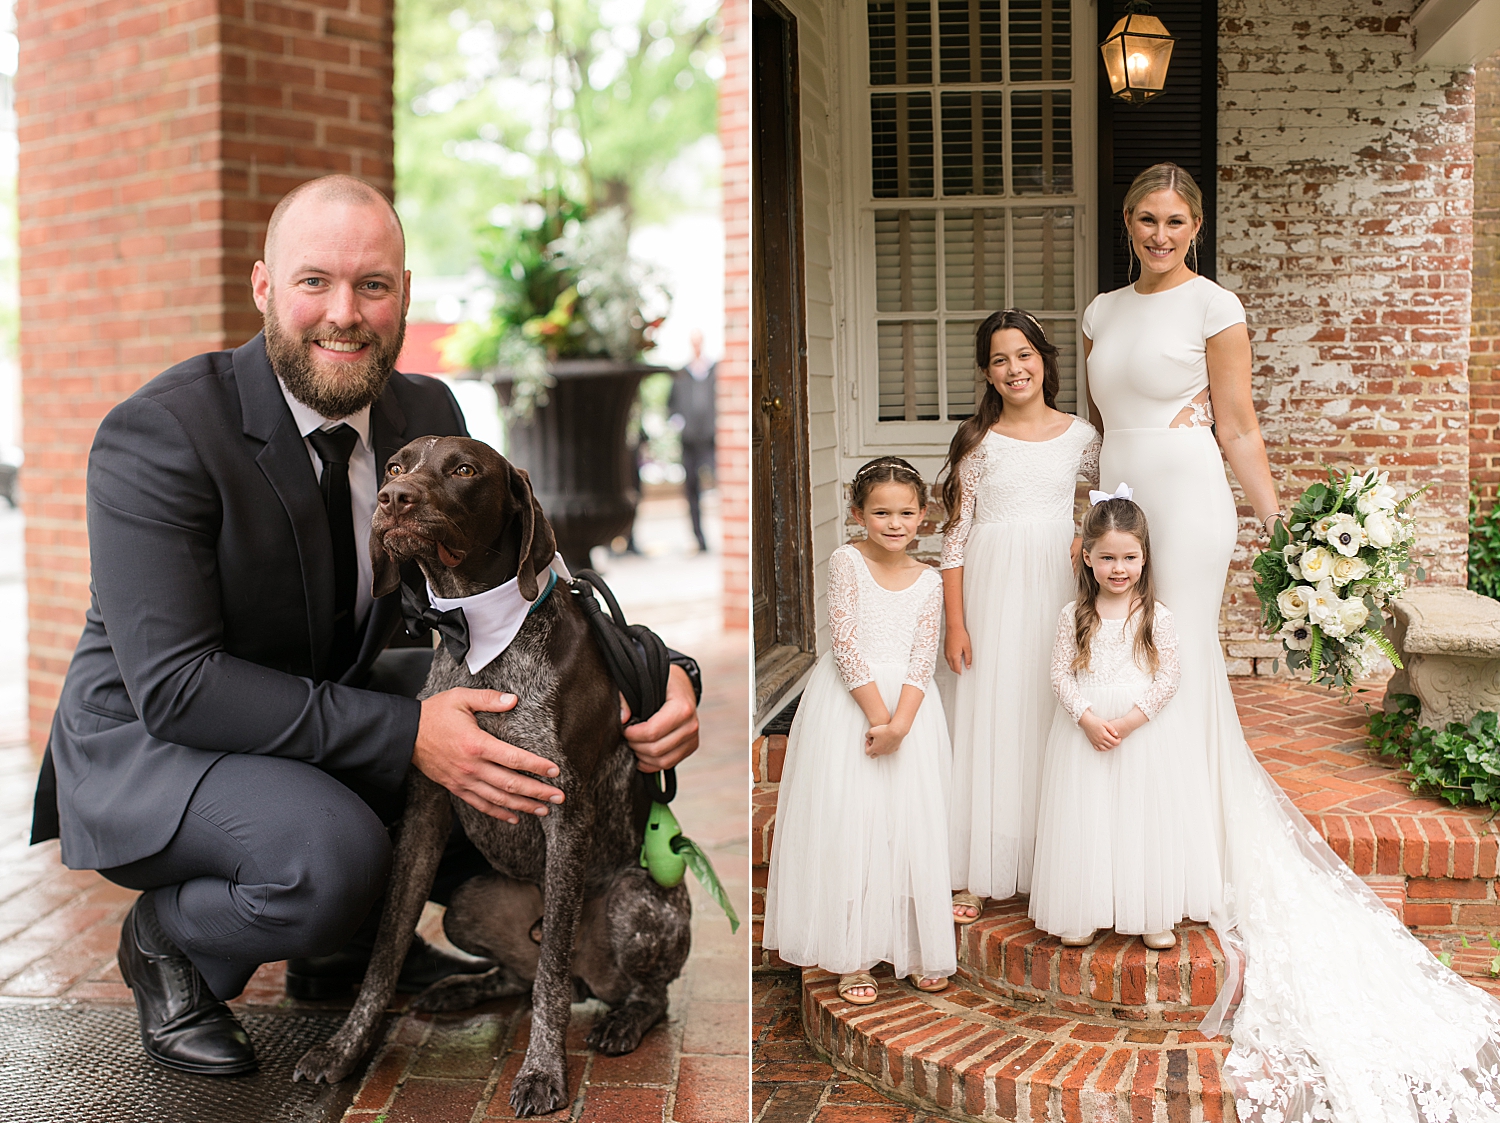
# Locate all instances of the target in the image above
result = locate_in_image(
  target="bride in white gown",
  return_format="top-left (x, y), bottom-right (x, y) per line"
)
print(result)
top-left (1084, 162), bottom-right (1500, 1123)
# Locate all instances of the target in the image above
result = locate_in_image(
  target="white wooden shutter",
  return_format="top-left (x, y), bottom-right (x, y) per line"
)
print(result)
top-left (862, 0), bottom-right (1085, 430)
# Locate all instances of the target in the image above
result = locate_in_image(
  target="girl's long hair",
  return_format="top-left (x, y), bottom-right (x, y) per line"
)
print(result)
top-left (1073, 497), bottom-right (1160, 675)
top-left (939, 309), bottom-right (1060, 529)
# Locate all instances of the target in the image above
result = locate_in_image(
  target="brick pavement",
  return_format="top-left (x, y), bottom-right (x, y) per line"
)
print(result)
top-left (0, 612), bottom-right (748, 1122)
top-left (752, 675), bottom-right (1500, 1122)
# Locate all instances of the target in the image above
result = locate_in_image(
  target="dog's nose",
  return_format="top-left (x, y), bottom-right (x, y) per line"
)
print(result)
top-left (377, 478), bottom-right (421, 512)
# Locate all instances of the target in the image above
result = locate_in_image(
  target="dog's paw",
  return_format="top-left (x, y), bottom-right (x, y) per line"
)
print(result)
top-left (585, 1000), bottom-right (662, 1056)
top-left (509, 1066), bottom-right (569, 1117)
top-left (411, 965), bottom-right (528, 1013)
top-left (292, 1042), bottom-right (359, 1085)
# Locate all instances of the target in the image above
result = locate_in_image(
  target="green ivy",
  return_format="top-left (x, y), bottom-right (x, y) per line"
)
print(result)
top-left (1368, 694), bottom-right (1500, 814)
top-left (1470, 488), bottom-right (1500, 600)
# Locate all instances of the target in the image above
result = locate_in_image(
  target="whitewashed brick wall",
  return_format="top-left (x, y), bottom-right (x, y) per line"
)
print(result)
top-left (1218, 0), bottom-right (1475, 673)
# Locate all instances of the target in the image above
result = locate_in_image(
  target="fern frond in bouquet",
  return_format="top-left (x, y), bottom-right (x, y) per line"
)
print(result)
top-left (1252, 467), bottom-right (1424, 691)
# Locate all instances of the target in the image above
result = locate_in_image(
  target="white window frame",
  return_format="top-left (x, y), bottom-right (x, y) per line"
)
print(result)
top-left (836, 0), bottom-right (1098, 458)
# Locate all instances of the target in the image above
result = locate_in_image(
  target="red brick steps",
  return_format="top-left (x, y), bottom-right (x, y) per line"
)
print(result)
top-left (958, 899), bottom-right (1226, 1028)
top-left (754, 679), bottom-right (1500, 1118)
top-left (801, 965), bottom-right (1232, 1122)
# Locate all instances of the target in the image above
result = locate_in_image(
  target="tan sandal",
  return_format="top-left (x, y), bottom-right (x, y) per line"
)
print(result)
top-left (1059, 930), bottom-right (1097, 947)
top-left (908, 974), bottom-right (949, 994)
top-left (1142, 929), bottom-right (1176, 950)
top-left (952, 891), bottom-right (984, 925)
top-left (837, 972), bottom-right (879, 1006)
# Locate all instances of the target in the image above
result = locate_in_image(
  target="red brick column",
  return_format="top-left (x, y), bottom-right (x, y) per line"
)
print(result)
top-left (18, 0), bottom-right (393, 750)
top-left (1471, 52), bottom-right (1500, 509)
top-left (718, 0), bottom-right (749, 633)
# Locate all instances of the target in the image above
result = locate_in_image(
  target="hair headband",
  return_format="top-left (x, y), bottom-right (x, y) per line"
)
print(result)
top-left (1003, 308), bottom-right (1047, 338)
top-left (853, 457), bottom-right (920, 482)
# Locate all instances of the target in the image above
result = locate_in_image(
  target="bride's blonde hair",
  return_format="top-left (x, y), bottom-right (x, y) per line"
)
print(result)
top-left (1072, 498), bottom-right (1160, 675)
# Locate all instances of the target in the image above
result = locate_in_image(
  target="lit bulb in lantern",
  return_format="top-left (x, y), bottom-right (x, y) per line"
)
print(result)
top-left (1126, 52), bottom-right (1150, 79)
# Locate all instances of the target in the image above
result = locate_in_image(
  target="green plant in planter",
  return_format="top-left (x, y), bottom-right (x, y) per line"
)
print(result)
top-left (441, 200), bottom-right (668, 419)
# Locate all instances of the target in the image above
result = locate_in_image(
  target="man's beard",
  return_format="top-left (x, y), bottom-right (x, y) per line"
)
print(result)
top-left (263, 296), bottom-right (405, 420)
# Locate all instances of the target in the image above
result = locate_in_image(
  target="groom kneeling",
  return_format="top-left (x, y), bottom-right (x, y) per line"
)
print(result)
top-left (28, 176), bottom-right (701, 1075)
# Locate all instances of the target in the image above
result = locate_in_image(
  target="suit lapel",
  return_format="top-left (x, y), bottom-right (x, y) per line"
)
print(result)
top-left (233, 334), bottom-right (336, 680)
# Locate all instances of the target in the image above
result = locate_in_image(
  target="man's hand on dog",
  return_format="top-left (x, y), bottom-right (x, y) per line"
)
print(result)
top-left (619, 664), bottom-right (700, 773)
top-left (414, 689), bottom-right (565, 823)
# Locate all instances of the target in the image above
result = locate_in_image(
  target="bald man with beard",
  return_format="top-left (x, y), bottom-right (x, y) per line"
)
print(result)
top-left (28, 176), bottom-right (703, 1076)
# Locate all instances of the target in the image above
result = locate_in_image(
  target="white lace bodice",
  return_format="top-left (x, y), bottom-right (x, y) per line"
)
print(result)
top-left (940, 418), bottom-right (1101, 569)
top-left (827, 544), bottom-right (943, 690)
top-left (1049, 601), bottom-right (1180, 722)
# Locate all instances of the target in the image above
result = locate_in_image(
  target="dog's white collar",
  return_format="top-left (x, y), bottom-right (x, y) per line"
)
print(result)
top-left (426, 554), bottom-right (572, 675)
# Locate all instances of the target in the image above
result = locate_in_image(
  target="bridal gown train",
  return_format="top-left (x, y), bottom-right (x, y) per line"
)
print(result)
top-left (1086, 276), bottom-right (1500, 1123)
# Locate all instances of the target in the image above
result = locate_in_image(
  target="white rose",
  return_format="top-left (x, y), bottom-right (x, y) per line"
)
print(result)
top-left (1325, 515), bottom-right (1366, 557)
top-left (1363, 510), bottom-right (1396, 549)
top-left (1277, 586), bottom-right (1313, 619)
top-left (1300, 546), bottom-right (1335, 583)
top-left (1312, 516), bottom-right (1336, 541)
top-left (1330, 554), bottom-right (1370, 587)
top-left (1280, 619), bottom-right (1314, 651)
top-left (1307, 581), bottom-right (1342, 627)
top-left (1356, 482), bottom-right (1399, 514)
top-left (1338, 597), bottom-right (1370, 634)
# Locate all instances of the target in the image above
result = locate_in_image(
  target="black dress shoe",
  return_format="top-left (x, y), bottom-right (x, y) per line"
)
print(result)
top-left (117, 895), bottom-right (257, 1076)
top-left (285, 935), bottom-right (483, 1000)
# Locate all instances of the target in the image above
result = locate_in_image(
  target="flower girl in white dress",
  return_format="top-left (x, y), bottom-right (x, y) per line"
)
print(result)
top-left (763, 458), bottom-right (955, 1005)
top-left (939, 309), bottom-right (1100, 923)
top-left (1030, 492), bottom-right (1220, 948)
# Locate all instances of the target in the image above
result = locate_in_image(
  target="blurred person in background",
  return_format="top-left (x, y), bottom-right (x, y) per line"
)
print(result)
top-left (668, 330), bottom-right (717, 553)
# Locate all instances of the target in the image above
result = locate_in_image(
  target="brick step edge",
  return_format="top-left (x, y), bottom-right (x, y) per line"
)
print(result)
top-left (960, 902), bottom-right (1227, 1027)
top-left (801, 968), bottom-right (1233, 1123)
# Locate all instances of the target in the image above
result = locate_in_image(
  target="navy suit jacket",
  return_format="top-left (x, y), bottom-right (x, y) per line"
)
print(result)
top-left (30, 334), bottom-right (469, 870)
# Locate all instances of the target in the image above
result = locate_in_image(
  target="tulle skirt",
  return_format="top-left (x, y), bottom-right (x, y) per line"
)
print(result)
top-left (1029, 681), bottom-right (1220, 939)
top-left (762, 655), bottom-right (957, 979)
top-left (948, 516), bottom-right (1076, 900)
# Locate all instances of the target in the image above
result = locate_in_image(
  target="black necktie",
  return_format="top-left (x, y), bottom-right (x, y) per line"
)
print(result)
top-left (307, 424), bottom-right (360, 677)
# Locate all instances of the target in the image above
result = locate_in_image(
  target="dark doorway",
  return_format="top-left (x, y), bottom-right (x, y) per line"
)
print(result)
top-left (1096, 0), bottom-right (1218, 292)
top-left (752, 0), bottom-right (816, 721)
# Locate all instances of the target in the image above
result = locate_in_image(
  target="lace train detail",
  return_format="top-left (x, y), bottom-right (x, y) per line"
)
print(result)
top-left (1208, 735), bottom-right (1500, 1123)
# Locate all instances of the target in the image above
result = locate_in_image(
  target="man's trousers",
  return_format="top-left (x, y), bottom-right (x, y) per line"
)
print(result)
top-left (96, 649), bottom-right (488, 1000)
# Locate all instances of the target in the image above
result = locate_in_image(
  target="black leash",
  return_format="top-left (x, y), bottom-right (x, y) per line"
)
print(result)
top-left (569, 569), bottom-right (675, 804)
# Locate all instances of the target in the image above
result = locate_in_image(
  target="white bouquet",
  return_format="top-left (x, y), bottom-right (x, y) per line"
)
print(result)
top-left (1252, 468), bottom-right (1423, 689)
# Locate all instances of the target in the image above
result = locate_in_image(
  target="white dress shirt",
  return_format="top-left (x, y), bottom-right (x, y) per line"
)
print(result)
top-left (277, 381), bottom-right (377, 629)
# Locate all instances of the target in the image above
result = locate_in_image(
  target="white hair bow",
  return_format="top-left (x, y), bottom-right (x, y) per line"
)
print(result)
top-left (1089, 482), bottom-right (1133, 506)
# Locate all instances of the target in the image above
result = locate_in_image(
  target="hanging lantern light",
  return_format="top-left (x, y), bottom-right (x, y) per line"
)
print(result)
top-left (1099, 0), bottom-right (1175, 105)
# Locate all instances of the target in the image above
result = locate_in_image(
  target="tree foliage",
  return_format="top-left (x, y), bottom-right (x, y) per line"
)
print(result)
top-left (394, 0), bottom-right (721, 278)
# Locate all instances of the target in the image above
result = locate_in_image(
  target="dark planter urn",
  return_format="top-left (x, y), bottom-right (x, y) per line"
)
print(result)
top-left (495, 358), bottom-right (668, 573)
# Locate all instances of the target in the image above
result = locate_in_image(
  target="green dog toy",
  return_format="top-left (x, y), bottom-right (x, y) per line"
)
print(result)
top-left (641, 802), bottom-right (740, 933)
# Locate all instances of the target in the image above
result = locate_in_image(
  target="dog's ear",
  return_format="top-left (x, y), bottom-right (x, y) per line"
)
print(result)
top-left (508, 465), bottom-right (557, 601)
top-left (370, 531), bottom-right (403, 599)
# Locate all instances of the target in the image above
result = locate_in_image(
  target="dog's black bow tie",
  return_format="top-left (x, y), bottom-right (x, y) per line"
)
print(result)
top-left (400, 584), bottom-right (470, 663)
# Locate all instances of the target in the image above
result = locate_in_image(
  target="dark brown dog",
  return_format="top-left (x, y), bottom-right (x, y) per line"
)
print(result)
top-left (293, 436), bottom-right (691, 1117)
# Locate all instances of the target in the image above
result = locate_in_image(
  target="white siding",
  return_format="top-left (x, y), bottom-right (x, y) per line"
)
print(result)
top-left (785, 0), bottom-right (848, 655)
